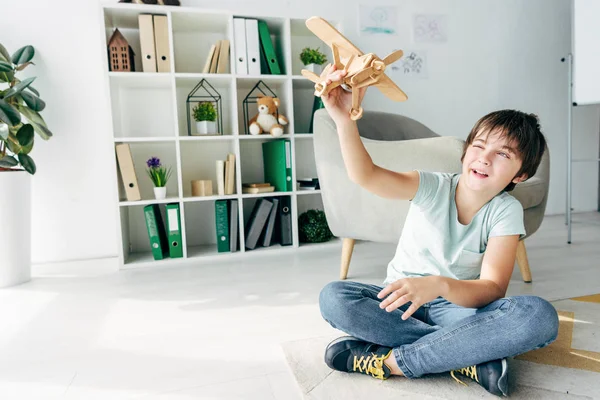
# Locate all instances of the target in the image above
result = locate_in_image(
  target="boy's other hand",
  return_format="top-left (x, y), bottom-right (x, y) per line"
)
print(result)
top-left (321, 65), bottom-right (367, 126)
top-left (377, 276), bottom-right (442, 320)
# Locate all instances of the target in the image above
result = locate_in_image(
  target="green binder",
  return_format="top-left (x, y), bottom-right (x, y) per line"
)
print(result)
top-left (165, 203), bottom-right (183, 258)
top-left (262, 139), bottom-right (292, 192)
top-left (143, 204), bottom-right (169, 260)
top-left (215, 200), bottom-right (230, 253)
top-left (257, 20), bottom-right (282, 75)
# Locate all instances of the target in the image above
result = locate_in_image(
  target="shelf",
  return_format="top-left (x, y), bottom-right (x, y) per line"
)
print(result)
top-left (115, 137), bottom-right (176, 143)
top-left (296, 189), bottom-right (321, 195)
top-left (241, 191), bottom-right (292, 199)
top-left (238, 134), bottom-right (292, 140)
top-left (119, 197), bottom-right (180, 207)
top-left (183, 194), bottom-right (238, 203)
top-left (104, 6), bottom-right (336, 268)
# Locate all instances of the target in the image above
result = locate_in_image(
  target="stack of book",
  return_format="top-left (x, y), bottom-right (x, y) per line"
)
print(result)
top-left (242, 183), bottom-right (274, 194)
top-left (143, 203), bottom-right (183, 260)
top-left (202, 39), bottom-right (230, 74)
top-left (233, 17), bottom-right (282, 75)
top-left (244, 197), bottom-right (292, 250)
top-left (215, 153), bottom-right (236, 196)
top-left (297, 178), bottom-right (320, 190)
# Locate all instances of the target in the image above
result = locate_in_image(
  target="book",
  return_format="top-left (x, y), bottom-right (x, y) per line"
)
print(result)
top-left (226, 153), bottom-right (235, 194)
top-left (243, 183), bottom-right (271, 188)
top-left (245, 198), bottom-right (273, 249)
top-left (143, 204), bottom-right (169, 260)
top-left (229, 199), bottom-right (238, 252)
top-left (216, 160), bottom-right (225, 195)
top-left (215, 199), bottom-right (229, 252)
top-left (165, 203), bottom-right (183, 258)
top-left (261, 198), bottom-right (279, 247)
top-left (216, 39), bottom-right (230, 74)
top-left (202, 44), bottom-right (217, 74)
top-left (257, 20), bottom-right (281, 74)
top-left (262, 139), bottom-right (292, 192)
top-left (242, 186), bottom-right (275, 194)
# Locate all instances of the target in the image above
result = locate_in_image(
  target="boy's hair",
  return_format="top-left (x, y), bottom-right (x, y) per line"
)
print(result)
top-left (460, 109), bottom-right (547, 192)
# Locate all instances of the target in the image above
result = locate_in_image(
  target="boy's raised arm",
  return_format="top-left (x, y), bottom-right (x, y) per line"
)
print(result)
top-left (336, 119), bottom-right (420, 200)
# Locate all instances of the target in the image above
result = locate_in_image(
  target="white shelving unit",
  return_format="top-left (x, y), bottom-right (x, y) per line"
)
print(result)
top-left (101, 3), bottom-right (342, 268)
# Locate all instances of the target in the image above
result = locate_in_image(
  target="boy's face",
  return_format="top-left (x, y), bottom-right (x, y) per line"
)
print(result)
top-left (461, 129), bottom-right (526, 193)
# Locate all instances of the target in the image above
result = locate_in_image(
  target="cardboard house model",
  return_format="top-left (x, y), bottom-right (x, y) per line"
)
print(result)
top-left (108, 28), bottom-right (135, 72)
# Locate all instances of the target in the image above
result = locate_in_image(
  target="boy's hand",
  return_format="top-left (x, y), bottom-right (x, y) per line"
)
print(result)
top-left (321, 65), bottom-right (367, 126)
top-left (377, 276), bottom-right (443, 320)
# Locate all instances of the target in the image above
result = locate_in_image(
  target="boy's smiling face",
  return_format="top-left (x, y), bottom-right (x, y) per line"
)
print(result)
top-left (461, 129), bottom-right (527, 194)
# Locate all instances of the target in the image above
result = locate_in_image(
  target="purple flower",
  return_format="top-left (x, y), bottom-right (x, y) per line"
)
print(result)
top-left (146, 157), bottom-right (161, 169)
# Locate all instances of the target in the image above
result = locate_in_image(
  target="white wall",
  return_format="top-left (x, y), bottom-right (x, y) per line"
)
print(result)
top-left (1, 0), bottom-right (598, 264)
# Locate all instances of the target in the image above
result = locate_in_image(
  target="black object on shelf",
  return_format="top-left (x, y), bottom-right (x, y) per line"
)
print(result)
top-left (186, 79), bottom-right (223, 136)
top-left (242, 80), bottom-right (279, 135)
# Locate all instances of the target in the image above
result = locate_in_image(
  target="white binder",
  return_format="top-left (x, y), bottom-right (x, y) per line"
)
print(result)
top-left (245, 19), bottom-right (261, 75)
top-left (233, 18), bottom-right (248, 75)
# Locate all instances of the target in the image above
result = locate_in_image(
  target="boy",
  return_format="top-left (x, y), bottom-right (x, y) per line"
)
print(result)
top-left (318, 66), bottom-right (559, 397)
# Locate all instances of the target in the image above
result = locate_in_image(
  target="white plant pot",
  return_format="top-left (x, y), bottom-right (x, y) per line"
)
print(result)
top-left (0, 170), bottom-right (31, 288)
top-left (305, 63), bottom-right (322, 74)
top-left (154, 186), bottom-right (167, 200)
top-left (195, 121), bottom-right (217, 135)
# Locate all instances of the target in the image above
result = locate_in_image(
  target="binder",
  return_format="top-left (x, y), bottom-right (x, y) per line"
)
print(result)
top-left (216, 160), bottom-right (225, 195)
top-left (202, 44), bottom-right (217, 74)
top-left (229, 199), bottom-right (238, 252)
top-left (209, 40), bottom-right (222, 73)
top-left (226, 153), bottom-right (236, 194)
top-left (261, 198), bottom-right (279, 247)
top-left (245, 198), bottom-right (273, 250)
top-left (153, 15), bottom-right (171, 73)
top-left (216, 39), bottom-right (230, 74)
top-left (143, 204), bottom-right (169, 260)
top-left (115, 143), bottom-right (141, 201)
top-left (165, 203), bottom-right (183, 258)
top-left (257, 20), bottom-right (282, 75)
top-left (138, 14), bottom-right (157, 72)
top-left (233, 17), bottom-right (248, 75)
top-left (262, 139), bottom-right (292, 192)
top-left (245, 19), bottom-right (261, 75)
top-left (215, 199), bottom-right (230, 253)
top-left (278, 196), bottom-right (292, 246)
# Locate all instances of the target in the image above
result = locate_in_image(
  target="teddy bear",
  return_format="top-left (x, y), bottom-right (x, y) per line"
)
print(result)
top-left (248, 94), bottom-right (288, 137)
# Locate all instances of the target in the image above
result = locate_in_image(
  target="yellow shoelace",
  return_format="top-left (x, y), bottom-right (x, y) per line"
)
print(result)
top-left (352, 350), bottom-right (392, 380)
top-left (450, 365), bottom-right (479, 386)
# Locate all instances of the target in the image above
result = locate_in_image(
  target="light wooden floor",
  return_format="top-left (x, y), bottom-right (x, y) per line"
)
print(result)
top-left (0, 212), bottom-right (597, 399)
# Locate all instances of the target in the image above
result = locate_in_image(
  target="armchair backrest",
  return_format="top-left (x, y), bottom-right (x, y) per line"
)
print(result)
top-left (313, 109), bottom-right (464, 243)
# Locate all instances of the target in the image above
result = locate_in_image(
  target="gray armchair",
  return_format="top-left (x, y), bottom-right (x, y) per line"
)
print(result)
top-left (313, 109), bottom-right (550, 283)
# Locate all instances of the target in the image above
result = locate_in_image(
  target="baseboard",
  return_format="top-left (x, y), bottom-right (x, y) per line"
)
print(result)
top-left (32, 256), bottom-right (120, 277)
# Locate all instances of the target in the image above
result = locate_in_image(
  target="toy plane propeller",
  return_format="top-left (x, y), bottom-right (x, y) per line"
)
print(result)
top-left (301, 16), bottom-right (408, 120)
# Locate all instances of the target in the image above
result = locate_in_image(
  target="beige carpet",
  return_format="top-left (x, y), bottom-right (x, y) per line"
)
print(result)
top-left (282, 295), bottom-right (600, 399)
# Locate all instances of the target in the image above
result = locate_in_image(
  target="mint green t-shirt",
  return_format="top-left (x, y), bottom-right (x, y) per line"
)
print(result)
top-left (383, 170), bottom-right (526, 285)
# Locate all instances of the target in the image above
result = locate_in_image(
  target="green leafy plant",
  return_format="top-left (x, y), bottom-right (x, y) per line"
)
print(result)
top-left (300, 47), bottom-right (328, 66)
top-left (146, 157), bottom-right (172, 187)
top-left (298, 209), bottom-right (333, 243)
top-left (192, 101), bottom-right (217, 122)
top-left (0, 43), bottom-right (53, 175)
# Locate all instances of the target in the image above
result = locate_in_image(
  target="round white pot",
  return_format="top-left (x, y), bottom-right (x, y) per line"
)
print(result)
top-left (305, 63), bottom-right (322, 74)
top-left (195, 121), bottom-right (217, 135)
top-left (0, 170), bottom-right (31, 288)
top-left (154, 186), bottom-right (167, 199)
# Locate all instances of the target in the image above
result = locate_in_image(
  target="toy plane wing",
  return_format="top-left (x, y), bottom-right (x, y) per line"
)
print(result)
top-left (375, 74), bottom-right (408, 101)
top-left (305, 16), bottom-right (363, 65)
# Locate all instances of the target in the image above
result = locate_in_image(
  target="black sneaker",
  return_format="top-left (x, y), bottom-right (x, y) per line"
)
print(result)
top-left (450, 358), bottom-right (508, 397)
top-left (324, 336), bottom-right (393, 380)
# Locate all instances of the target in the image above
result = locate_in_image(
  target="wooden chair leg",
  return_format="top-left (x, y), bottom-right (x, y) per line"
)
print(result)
top-left (340, 238), bottom-right (355, 280)
top-left (516, 240), bottom-right (532, 283)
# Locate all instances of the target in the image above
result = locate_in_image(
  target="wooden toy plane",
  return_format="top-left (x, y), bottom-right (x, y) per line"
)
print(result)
top-left (301, 16), bottom-right (408, 120)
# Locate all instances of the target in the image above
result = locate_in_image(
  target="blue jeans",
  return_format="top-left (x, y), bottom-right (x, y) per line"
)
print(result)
top-left (319, 280), bottom-right (559, 378)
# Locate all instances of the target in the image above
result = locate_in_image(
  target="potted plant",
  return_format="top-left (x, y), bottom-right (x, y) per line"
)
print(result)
top-left (192, 101), bottom-right (217, 135)
top-left (146, 156), bottom-right (172, 199)
top-left (300, 47), bottom-right (328, 74)
top-left (0, 43), bottom-right (53, 288)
